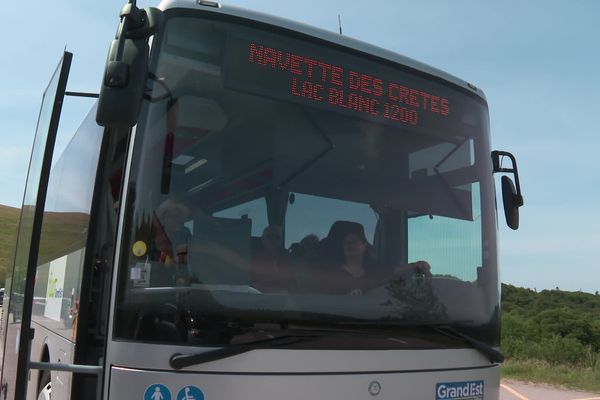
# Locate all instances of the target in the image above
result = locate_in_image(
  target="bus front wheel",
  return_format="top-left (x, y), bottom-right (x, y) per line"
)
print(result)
top-left (37, 370), bottom-right (51, 400)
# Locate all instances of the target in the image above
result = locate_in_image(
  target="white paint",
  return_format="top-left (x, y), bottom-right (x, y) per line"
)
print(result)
top-left (44, 255), bottom-right (67, 321)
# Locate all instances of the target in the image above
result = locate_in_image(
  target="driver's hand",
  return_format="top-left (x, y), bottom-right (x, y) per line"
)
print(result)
top-left (414, 261), bottom-right (432, 277)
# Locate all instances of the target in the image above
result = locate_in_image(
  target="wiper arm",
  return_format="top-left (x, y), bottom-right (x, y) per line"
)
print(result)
top-left (430, 325), bottom-right (504, 364)
top-left (298, 322), bottom-right (503, 364)
top-left (169, 324), bottom-right (405, 370)
top-left (169, 335), bottom-right (313, 370)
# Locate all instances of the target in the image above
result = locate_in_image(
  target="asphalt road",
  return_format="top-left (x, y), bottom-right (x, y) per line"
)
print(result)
top-left (501, 379), bottom-right (600, 400)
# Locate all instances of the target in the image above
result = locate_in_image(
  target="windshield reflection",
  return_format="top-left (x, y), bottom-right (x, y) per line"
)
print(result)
top-left (115, 13), bottom-right (498, 348)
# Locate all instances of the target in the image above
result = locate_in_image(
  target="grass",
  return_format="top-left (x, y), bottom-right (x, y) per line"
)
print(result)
top-left (501, 358), bottom-right (600, 394)
top-left (0, 205), bottom-right (20, 284)
top-left (0, 205), bottom-right (90, 285)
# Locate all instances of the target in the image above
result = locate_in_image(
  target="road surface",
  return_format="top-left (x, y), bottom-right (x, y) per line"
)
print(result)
top-left (501, 379), bottom-right (600, 400)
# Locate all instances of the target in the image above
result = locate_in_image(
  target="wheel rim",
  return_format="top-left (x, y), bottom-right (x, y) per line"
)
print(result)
top-left (37, 381), bottom-right (51, 400)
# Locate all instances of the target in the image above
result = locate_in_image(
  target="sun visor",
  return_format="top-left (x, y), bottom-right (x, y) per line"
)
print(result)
top-left (173, 96), bottom-right (227, 133)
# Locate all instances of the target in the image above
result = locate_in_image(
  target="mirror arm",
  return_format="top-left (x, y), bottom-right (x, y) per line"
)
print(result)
top-left (491, 150), bottom-right (523, 207)
top-left (97, 1), bottom-right (163, 128)
top-left (105, 1), bottom-right (143, 88)
top-left (120, 3), bottom-right (146, 31)
top-left (105, 2), bottom-right (161, 89)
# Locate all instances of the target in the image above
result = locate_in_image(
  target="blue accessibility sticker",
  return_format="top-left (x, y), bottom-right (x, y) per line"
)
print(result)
top-left (144, 384), bottom-right (172, 400)
top-left (176, 386), bottom-right (204, 400)
top-left (436, 380), bottom-right (484, 400)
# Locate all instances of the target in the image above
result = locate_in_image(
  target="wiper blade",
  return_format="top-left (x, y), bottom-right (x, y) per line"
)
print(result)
top-left (169, 335), bottom-right (314, 370)
top-left (352, 320), bottom-right (502, 362)
top-left (168, 325), bottom-right (405, 369)
top-left (430, 325), bottom-right (504, 364)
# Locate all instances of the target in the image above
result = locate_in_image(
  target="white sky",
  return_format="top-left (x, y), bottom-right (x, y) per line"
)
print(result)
top-left (1, 0), bottom-right (599, 293)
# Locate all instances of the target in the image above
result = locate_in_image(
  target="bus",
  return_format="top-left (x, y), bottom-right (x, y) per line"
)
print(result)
top-left (0, 1), bottom-right (524, 399)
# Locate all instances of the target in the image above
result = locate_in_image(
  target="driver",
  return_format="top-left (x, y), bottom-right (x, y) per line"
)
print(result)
top-left (319, 222), bottom-right (431, 296)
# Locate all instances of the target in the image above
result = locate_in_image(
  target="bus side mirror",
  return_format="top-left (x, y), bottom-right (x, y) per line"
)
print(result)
top-left (501, 176), bottom-right (519, 230)
top-left (492, 150), bottom-right (524, 230)
top-left (96, 38), bottom-right (148, 128)
top-left (96, 4), bottom-right (162, 128)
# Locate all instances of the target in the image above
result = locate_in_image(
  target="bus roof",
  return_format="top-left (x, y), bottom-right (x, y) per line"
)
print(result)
top-left (158, 0), bottom-right (487, 103)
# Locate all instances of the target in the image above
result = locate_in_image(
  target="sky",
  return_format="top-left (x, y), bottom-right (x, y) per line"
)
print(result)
top-left (1, 0), bottom-right (599, 293)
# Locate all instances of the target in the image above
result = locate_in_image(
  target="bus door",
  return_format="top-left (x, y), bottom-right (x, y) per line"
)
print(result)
top-left (0, 52), bottom-right (72, 400)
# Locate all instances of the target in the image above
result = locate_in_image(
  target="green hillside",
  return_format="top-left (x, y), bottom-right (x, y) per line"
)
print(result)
top-left (0, 205), bottom-right (90, 286)
top-left (502, 283), bottom-right (600, 358)
top-left (37, 210), bottom-right (89, 264)
top-left (501, 283), bottom-right (600, 391)
top-left (0, 205), bottom-right (20, 285)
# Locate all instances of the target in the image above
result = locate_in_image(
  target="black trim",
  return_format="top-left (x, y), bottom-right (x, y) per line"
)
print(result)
top-left (15, 51), bottom-right (73, 400)
top-left (110, 363), bottom-right (498, 376)
top-left (71, 123), bottom-right (132, 399)
top-left (70, 126), bottom-right (111, 400)
top-left (160, 7), bottom-right (488, 106)
top-left (66, 91), bottom-right (100, 98)
top-left (74, 128), bottom-right (111, 345)
top-left (110, 336), bottom-right (488, 352)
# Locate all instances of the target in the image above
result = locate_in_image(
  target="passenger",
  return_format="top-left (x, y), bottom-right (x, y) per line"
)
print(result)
top-left (155, 199), bottom-right (191, 265)
top-left (152, 199), bottom-right (192, 286)
top-left (250, 225), bottom-right (296, 293)
top-left (290, 234), bottom-right (320, 264)
top-left (290, 234), bottom-right (322, 292)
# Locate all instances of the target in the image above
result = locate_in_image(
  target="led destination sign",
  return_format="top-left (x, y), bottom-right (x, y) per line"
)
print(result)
top-left (224, 36), bottom-right (452, 129)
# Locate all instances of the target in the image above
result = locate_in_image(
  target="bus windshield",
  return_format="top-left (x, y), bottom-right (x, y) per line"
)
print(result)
top-left (115, 11), bottom-right (498, 348)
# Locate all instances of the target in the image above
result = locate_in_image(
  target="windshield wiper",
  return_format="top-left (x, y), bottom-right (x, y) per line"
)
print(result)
top-left (332, 320), bottom-right (503, 364)
top-left (429, 325), bottom-right (504, 364)
top-left (169, 325), bottom-right (403, 369)
top-left (169, 334), bottom-right (315, 369)
top-left (169, 322), bottom-right (503, 369)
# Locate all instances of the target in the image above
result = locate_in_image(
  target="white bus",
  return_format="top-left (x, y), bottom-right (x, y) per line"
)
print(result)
top-left (0, 1), bottom-right (523, 399)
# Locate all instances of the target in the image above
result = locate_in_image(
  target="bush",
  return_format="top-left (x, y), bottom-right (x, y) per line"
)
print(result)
top-left (502, 312), bottom-right (537, 342)
top-left (536, 335), bottom-right (591, 366)
top-left (501, 284), bottom-right (600, 367)
top-left (502, 333), bottom-right (598, 367)
top-left (501, 284), bottom-right (600, 391)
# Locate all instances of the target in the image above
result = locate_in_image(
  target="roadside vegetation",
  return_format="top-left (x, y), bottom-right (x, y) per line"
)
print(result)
top-left (501, 283), bottom-right (600, 393)
top-left (0, 205), bottom-right (20, 284)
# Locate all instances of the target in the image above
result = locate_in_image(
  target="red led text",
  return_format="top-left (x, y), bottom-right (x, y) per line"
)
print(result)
top-left (248, 42), bottom-right (451, 126)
